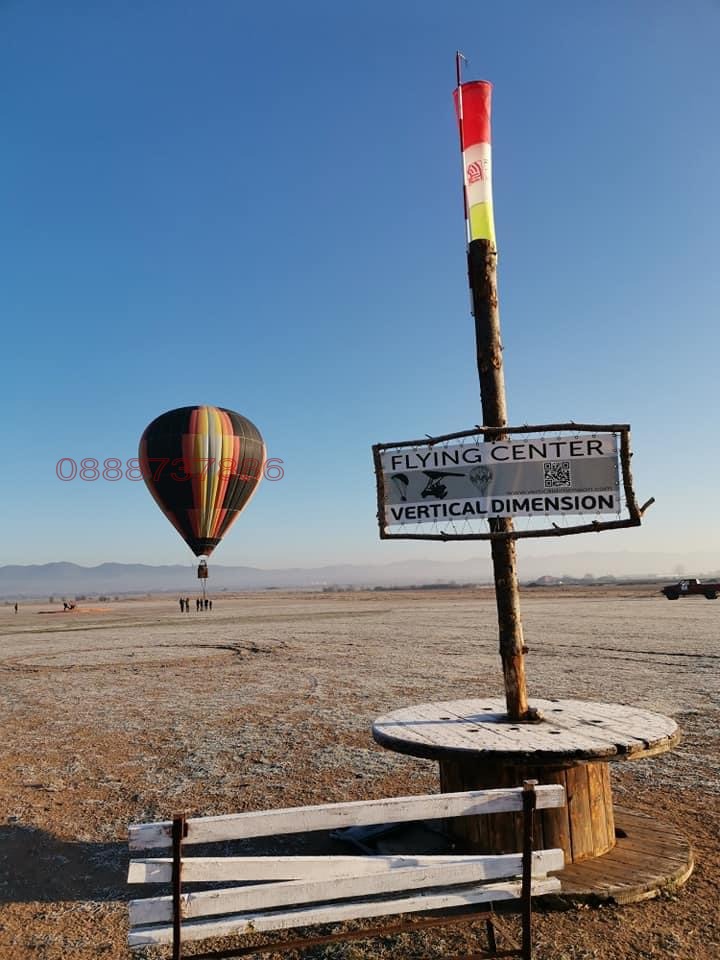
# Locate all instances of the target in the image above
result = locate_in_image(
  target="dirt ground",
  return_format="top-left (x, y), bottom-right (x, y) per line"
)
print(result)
top-left (0, 585), bottom-right (718, 960)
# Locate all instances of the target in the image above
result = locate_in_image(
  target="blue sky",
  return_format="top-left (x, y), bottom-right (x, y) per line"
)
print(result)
top-left (2, 1), bottom-right (718, 569)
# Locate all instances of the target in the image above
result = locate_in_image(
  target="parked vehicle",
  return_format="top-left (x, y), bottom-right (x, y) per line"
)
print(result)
top-left (661, 578), bottom-right (720, 600)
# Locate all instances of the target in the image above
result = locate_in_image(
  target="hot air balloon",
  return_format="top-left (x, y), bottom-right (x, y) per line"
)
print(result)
top-left (139, 406), bottom-right (265, 591)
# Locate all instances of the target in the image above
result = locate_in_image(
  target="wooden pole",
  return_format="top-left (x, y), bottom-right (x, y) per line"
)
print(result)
top-left (468, 239), bottom-right (532, 721)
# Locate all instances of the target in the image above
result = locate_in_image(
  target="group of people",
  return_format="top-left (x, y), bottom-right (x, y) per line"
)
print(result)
top-left (178, 597), bottom-right (213, 613)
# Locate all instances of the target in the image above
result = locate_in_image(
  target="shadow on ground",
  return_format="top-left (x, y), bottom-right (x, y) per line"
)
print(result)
top-left (0, 825), bottom-right (128, 903)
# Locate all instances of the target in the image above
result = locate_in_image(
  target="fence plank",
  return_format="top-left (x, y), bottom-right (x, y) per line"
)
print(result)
top-left (129, 785), bottom-right (566, 850)
top-left (128, 849), bottom-right (562, 884)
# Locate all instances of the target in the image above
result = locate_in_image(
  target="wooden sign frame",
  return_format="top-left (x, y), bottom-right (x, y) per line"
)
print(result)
top-left (373, 422), bottom-right (652, 542)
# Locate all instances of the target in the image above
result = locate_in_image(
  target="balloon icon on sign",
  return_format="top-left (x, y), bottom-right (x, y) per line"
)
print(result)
top-left (469, 465), bottom-right (493, 496)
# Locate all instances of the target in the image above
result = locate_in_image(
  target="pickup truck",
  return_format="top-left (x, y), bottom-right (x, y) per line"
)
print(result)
top-left (661, 578), bottom-right (720, 600)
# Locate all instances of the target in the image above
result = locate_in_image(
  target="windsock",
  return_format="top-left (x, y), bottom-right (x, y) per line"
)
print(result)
top-left (454, 81), bottom-right (495, 248)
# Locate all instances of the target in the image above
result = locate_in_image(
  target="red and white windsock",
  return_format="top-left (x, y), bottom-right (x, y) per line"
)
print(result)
top-left (453, 80), bottom-right (496, 248)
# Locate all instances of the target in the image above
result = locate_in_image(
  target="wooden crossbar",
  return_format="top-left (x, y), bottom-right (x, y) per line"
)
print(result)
top-left (129, 877), bottom-right (562, 948)
top-left (129, 784), bottom-right (565, 850)
top-left (129, 850), bottom-right (561, 884)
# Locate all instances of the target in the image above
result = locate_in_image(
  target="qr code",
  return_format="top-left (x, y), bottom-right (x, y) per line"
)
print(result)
top-left (544, 461), bottom-right (572, 488)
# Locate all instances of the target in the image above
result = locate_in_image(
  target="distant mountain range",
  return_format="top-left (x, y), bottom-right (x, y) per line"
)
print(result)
top-left (1, 552), bottom-right (718, 598)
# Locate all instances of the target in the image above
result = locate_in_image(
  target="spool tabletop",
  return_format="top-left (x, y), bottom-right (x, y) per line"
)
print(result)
top-left (372, 698), bottom-right (680, 867)
top-left (372, 697), bottom-right (679, 764)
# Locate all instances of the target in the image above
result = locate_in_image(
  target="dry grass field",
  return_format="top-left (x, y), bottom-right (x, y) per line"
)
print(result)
top-left (0, 585), bottom-right (718, 959)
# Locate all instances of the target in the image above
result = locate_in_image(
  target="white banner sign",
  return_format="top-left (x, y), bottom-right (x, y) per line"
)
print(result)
top-left (380, 434), bottom-right (620, 526)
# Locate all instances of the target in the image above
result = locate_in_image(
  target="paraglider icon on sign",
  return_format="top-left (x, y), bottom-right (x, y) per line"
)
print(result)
top-left (420, 470), bottom-right (464, 500)
top-left (139, 405), bottom-right (265, 595)
top-left (390, 473), bottom-right (409, 502)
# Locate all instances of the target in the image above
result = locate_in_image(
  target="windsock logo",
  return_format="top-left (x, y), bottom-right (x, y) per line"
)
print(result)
top-left (454, 80), bottom-right (495, 247)
top-left (466, 159), bottom-right (489, 184)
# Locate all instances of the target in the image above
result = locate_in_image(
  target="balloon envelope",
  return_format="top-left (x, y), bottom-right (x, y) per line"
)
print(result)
top-left (139, 405), bottom-right (265, 557)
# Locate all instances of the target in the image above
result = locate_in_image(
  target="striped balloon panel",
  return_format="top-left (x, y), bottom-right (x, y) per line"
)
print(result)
top-left (139, 405), bottom-right (265, 557)
top-left (453, 80), bottom-right (496, 246)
